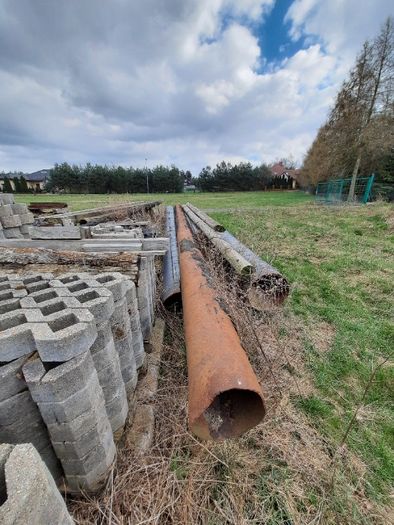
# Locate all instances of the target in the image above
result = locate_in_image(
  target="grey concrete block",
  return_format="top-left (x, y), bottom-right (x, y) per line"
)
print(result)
top-left (46, 396), bottom-right (107, 442)
top-left (29, 225), bottom-right (82, 240)
top-left (35, 374), bottom-right (104, 424)
top-left (61, 434), bottom-right (115, 476)
top-left (51, 416), bottom-right (113, 461)
top-left (0, 444), bottom-right (73, 525)
top-left (0, 307), bottom-right (97, 362)
top-left (19, 212), bottom-right (35, 225)
top-left (0, 215), bottom-right (22, 228)
top-left (0, 205), bottom-right (12, 218)
top-left (110, 297), bottom-right (130, 328)
top-left (0, 355), bottom-right (31, 402)
top-left (0, 194), bottom-right (14, 205)
top-left (20, 223), bottom-right (31, 235)
top-left (23, 351), bottom-right (97, 404)
top-left (10, 203), bottom-right (28, 215)
top-left (0, 230), bottom-right (5, 239)
top-left (3, 227), bottom-right (24, 239)
top-left (90, 321), bottom-right (113, 353)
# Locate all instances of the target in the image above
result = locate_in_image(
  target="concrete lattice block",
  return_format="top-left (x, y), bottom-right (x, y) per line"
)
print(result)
top-left (19, 212), bottom-right (35, 225)
top-left (0, 444), bottom-right (73, 525)
top-left (3, 227), bottom-right (24, 239)
top-left (0, 205), bottom-right (13, 218)
top-left (0, 215), bottom-right (22, 229)
top-left (0, 355), bottom-right (31, 402)
top-left (0, 307), bottom-right (97, 362)
top-left (10, 203), bottom-right (29, 215)
top-left (0, 194), bottom-right (14, 205)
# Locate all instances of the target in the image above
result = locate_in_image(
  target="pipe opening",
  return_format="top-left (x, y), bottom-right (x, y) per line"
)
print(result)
top-left (203, 388), bottom-right (265, 440)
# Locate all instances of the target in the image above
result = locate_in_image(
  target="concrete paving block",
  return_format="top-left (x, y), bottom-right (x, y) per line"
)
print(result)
top-left (72, 287), bottom-right (114, 323)
top-left (0, 311), bottom-right (36, 361)
top-left (29, 309), bottom-right (97, 362)
top-left (0, 194), bottom-right (14, 205)
top-left (23, 351), bottom-right (97, 403)
top-left (124, 279), bottom-right (137, 304)
top-left (0, 355), bottom-right (32, 402)
top-left (61, 435), bottom-right (116, 476)
top-left (0, 230), bottom-right (5, 239)
top-left (89, 272), bottom-right (129, 302)
top-left (51, 416), bottom-right (113, 461)
top-left (0, 390), bottom-right (42, 426)
top-left (46, 396), bottom-right (108, 442)
top-left (0, 296), bottom-right (22, 315)
top-left (36, 374), bottom-right (104, 424)
top-left (10, 203), bottom-right (29, 215)
top-left (0, 443), bottom-right (73, 525)
top-left (110, 296), bottom-right (130, 328)
top-left (90, 321), bottom-right (114, 354)
top-left (0, 215), bottom-right (22, 228)
top-left (20, 223), bottom-right (31, 236)
top-left (22, 273), bottom-right (54, 285)
top-left (39, 444), bottom-right (64, 483)
top-left (0, 205), bottom-right (13, 217)
top-left (3, 227), bottom-right (24, 239)
top-left (0, 412), bottom-right (52, 453)
top-left (19, 212), bottom-right (35, 225)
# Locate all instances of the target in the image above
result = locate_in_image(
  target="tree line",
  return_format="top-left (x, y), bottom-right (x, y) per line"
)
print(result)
top-left (46, 163), bottom-right (185, 193)
top-left (0, 172), bottom-right (31, 193)
top-left (300, 17), bottom-right (394, 192)
top-left (42, 161), bottom-right (283, 193)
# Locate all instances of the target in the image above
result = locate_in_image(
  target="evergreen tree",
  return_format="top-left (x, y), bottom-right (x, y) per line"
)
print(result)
top-left (3, 177), bottom-right (13, 193)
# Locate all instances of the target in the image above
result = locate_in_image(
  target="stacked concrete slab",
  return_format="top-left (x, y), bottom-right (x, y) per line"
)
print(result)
top-left (0, 269), bottom-right (154, 494)
top-left (137, 256), bottom-right (156, 339)
top-left (0, 194), bottom-right (34, 239)
top-left (0, 443), bottom-right (74, 524)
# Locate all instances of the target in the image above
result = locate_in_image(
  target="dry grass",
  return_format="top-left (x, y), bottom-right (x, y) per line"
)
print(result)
top-left (68, 227), bottom-right (390, 524)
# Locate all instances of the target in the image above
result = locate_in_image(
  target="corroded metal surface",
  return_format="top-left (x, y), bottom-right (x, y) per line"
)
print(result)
top-left (175, 205), bottom-right (265, 441)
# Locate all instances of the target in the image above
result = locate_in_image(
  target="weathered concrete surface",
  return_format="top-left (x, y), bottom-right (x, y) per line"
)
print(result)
top-left (126, 405), bottom-right (155, 455)
top-left (29, 226), bottom-right (82, 240)
top-left (0, 444), bottom-right (73, 524)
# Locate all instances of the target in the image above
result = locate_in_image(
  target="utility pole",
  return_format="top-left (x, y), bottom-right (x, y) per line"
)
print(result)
top-left (145, 158), bottom-right (149, 194)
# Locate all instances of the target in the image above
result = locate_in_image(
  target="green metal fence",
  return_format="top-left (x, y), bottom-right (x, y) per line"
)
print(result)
top-left (316, 174), bottom-right (375, 204)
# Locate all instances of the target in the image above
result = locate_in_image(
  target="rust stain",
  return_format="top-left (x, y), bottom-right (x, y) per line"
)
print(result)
top-left (175, 205), bottom-right (265, 441)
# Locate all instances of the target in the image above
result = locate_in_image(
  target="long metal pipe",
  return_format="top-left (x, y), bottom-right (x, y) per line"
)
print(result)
top-left (161, 206), bottom-right (181, 308)
top-left (175, 205), bottom-right (265, 441)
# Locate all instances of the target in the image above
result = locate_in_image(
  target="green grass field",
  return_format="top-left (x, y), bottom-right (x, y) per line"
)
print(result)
top-left (15, 189), bottom-right (312, 210)
top-left (15, 190), bottom-right (393, 521)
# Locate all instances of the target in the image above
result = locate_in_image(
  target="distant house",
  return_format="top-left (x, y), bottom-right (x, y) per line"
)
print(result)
top-left (270, 161), bottom-right (300, 189)
top-left (0, 169), bottom-right (50, 192)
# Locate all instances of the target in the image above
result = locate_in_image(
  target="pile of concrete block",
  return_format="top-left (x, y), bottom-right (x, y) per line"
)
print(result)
top-left (0, 269), bottom-right (154, 493)
top-left (0, 443), bottom-right (74, 524)
top-left (90, 222), bottom-right (144, 238)
top-left (0, 194), bottom-right (34, 239)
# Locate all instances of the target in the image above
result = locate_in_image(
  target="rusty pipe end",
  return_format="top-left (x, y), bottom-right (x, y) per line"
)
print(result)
top-left (191, 388), bottom-right (265, 441)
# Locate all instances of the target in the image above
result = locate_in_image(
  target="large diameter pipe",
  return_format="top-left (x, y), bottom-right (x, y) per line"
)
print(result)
top-left (175, 205), bottom-right (265, 441)
top-left (161, 206), bottom-right (181, 308)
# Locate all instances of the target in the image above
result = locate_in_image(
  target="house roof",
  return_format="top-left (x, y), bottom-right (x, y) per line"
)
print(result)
top-left (270, 162), bottom-right (300, 180)
top-left (0, 169), bottom-right (50, 182)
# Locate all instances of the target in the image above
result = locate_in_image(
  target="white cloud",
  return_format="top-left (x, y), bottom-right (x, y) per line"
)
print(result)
top-left (0, 0), bottom-right (392, 173)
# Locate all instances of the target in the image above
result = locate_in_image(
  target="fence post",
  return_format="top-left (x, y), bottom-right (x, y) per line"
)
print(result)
top-left (363, 173), bottom-right (375, 203)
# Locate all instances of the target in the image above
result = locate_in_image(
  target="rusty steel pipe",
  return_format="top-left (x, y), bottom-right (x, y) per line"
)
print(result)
top-left (175, 205), bottom-right (265, 440)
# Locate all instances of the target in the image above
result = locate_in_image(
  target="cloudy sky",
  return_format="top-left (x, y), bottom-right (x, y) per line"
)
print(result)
top-left (0, 0), bottom-right (392, 174)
